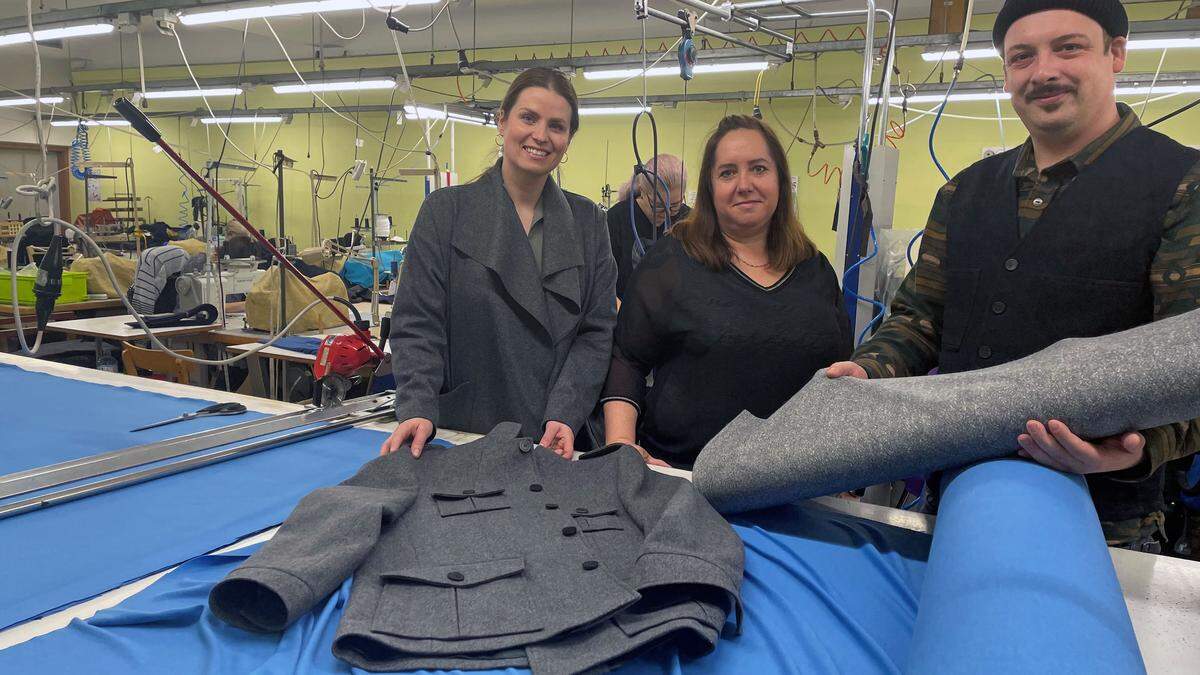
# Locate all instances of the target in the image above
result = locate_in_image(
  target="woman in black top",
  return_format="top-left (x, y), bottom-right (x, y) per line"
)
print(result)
top-left (601, 115), bottom-right (851, 468)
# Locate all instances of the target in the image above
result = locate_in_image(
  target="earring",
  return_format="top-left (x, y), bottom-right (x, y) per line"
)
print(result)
top-left (495, 133), bottom-right (503, 147)
top-left (560, 153), bottom-right (569, 165)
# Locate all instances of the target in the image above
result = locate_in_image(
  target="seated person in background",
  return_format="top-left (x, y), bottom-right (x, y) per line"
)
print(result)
top-left (606, 154), bottom-right (690, 302)
top-left (128, 244), bottom-right (207, 314)
top-left (601, 115), bottom-right (852, 469)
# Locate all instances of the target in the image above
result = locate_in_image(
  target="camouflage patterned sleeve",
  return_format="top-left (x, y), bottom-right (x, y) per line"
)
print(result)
top-left (850, 180), bottom-right (956, 379)
top-left (1133, 158), bottom-right (1200, 478)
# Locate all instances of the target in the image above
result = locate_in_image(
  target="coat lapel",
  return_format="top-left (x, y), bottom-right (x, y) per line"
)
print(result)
top-left (539, 179), bottom-right (585, 344)
top-left (450, 169), bottom-right (550, 335)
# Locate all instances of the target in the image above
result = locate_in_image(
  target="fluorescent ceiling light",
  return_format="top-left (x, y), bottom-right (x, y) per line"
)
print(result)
top-left (50, 119), bottom-right (130, 127)
top-left (578, 106), bottom-right (652, 116)
top-left (920, 47), bottom-right (998, 62)
top-left (870, 92), bottom-right (1009, 104)
top-left (180, 0), bottom-right (440, 26)
top-left (0, 22), bottom-right (113, 47)
top-left (922, 36), bottom-right (1200, 62)
top-left (1115, 84), bottom-right (1200, 96)
top-left (583, 61), bottom-right (768, 80)
top-left (201, 116), bottom-right (286, 124)
top-left (402, 105), bottom-right (489, 126)
top-left (141, 87), bottom-right (243, 100)
top-left (0, 96), bottom-right (65, 107)
top-left (273, 79), bottom-right (395, 94)
top-left (1127, 37), bottom-right (1200, 50)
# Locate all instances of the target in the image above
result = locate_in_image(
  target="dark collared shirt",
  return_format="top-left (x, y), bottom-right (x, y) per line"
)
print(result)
top-left (852, 103), bottom-right (1200, 481)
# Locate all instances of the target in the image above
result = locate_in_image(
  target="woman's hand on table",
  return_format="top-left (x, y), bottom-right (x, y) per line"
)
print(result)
top-left (539, 421), bottom-right (575, 459)
top-left (380, 417), bottom-right (434, 457)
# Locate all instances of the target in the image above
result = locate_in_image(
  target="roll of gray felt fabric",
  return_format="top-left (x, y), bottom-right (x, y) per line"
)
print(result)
top-left (692, 308), bottom-right (1200, 514)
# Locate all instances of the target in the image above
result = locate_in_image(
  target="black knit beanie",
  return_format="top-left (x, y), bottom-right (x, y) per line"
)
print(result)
top-left (992, 0), bottom-right (1129, 49)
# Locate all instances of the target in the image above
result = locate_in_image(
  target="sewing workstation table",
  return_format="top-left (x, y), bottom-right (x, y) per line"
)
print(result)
top-left (0, 353), bottom-right (1195, 672)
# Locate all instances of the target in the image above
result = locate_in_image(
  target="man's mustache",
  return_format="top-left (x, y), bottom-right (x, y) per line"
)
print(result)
top-left (1024, 84), bottom-right (1075, 102)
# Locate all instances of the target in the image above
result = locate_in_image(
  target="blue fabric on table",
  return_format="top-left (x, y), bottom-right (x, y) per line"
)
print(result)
top-left (907, 459), bottom-right (1144, 673)
top-left (0, 362), bottom-right (433, 632)
top-left (258, 336), bottom-right (324, 354)
top-left (341, 250), bottom-right (404, 289)
top-left (0, 504), bottom-right (930, 674)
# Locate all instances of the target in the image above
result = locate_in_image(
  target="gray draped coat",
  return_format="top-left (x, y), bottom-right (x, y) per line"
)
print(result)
top-left (389, 167), bottom-right (617, 437)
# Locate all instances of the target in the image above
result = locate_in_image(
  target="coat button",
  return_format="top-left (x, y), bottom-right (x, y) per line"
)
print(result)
top-left (1004, 258), bottom-right (1019, 271)
top-left (582, 560), bottom-right (600, 571)
top-left (529, 483), bottom-right (543, 492)
top-left (1032, 197), bottom-right (1044, 206)
top-left (545, 503), bottom-right (559, 510)
top-left (562, 526), bottom-right (578, 537)
top-left (991, 301), bottom-right (1006, 315)
top-left (518, 439), bottom-right (533, 453)
top-left (447, 571), bottom-right (465, 582)
top-left (978, 345), bottom-right (993, 359)
top-left (462, 490), bottom-right (475, 495)
top-left (574, 507), bottom-right (589, 514)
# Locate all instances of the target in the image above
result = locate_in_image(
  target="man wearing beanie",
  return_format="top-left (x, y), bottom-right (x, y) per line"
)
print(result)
top-left (829, 0), bottom-right (1200, 553)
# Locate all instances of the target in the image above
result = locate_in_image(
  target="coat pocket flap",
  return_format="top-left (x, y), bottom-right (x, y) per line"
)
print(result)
top-left (381, 557), bottom-right (526, 589)
top-left (430, 488), bottom-right (505, 500)
top-left (430, 488), bottom-right (510, 517)
top-left (571, 506), bottom-right (624, 532)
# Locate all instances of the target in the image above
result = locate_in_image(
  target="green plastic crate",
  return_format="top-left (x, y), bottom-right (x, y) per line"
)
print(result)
top-left (0, 270), bottom-right (89, 306)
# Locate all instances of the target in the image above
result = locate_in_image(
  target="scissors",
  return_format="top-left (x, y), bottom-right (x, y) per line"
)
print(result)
top-left (131, 402), bottom-right (248, 432)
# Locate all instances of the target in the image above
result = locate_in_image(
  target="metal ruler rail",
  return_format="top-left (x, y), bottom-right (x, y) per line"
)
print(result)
top-left (0, 407), bottom-right (396, 521)
top-left (0, 393), bottom-right (395, 501)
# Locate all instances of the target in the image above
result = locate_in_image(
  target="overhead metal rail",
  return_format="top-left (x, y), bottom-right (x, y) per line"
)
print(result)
top-left (13, 16), bottom-right (1198, 100)
top-left (0, 392), bottom-right (395, 502)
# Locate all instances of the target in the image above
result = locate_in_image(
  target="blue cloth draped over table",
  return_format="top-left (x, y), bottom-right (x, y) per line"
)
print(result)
top-left (0, 357), bottom-right (1144, 672)
top-left (0, 363), bottom-right (443, 631)
top-left (0, 503), bottom-right (931, 673)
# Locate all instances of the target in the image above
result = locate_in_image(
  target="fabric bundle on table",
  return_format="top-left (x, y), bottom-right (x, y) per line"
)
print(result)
top-left (693, 307), bottom-right (1200, 514)
top-left (208, 423), bottom-right (744, 674)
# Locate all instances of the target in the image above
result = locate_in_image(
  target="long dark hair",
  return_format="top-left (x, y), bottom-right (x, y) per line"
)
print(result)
top-left (671, 115), bottom-right (816, 271)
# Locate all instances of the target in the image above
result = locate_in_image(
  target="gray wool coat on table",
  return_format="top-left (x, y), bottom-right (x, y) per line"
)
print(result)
top-left (694, 307), bottom-right (1200, 514)
top-left (208, 423), bottom-right (744, 674)
top-left (389, 167), bottom-right (617, 437)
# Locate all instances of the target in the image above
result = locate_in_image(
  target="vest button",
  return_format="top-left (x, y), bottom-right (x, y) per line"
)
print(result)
top-left (545, 503), bottom-right (559, 510)
top-left (978, 345), bottom-right (993, 359)
top-left (447, 571), bottom-right (465, 582)
top-left (462, 489), bottom-right (475, 495)
top-left (582, 560), bottom-right (600, 571)
top-left (529, 483), bottom-right (543, 492)
top-left (562, 526), bottom-right (578, 537)
top-left (991, 301), bottom-right (1006, 315)
top-left (1004, 258), bottom-right (1019, 271)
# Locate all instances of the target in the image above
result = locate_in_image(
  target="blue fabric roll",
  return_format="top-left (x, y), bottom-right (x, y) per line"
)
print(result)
top-left (906, 459), bottom-right (1144, 674)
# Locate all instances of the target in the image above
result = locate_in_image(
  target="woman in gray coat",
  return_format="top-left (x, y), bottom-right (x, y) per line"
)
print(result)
top-left (380, 68), bottom-right (617, 459)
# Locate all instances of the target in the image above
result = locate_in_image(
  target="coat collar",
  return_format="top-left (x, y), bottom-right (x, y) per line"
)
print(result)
top-left (450, 167), bottom-right (584, 340)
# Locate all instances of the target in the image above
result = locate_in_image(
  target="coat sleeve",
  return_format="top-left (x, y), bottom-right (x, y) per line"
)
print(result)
top-left (542, 203), bottom-right (618, 432)
top-left (614, 449), bottom-right (744, 629)
top-left (208, 455), bottom-right (419, 633)
top-left (389, 194), bottom-right (452, 426)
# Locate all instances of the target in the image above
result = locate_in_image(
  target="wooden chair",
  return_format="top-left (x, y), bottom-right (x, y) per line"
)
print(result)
top-left (121, 341), bottom-right (197, 384)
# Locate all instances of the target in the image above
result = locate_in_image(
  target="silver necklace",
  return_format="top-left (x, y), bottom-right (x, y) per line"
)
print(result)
top-left (731, 250), bottom-right (770, 269)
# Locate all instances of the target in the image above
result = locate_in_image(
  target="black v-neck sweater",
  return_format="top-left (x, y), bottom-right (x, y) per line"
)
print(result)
top-left (602, 236), bottom-right (852, 468)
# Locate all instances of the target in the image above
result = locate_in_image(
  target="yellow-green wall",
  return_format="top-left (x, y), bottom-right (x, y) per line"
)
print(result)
top-left (65, 2), bottom-right (1200, 257)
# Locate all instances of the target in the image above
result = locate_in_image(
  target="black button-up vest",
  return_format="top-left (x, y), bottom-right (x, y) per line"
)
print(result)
top-left (938, 126), bottom-right (1198, 521)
